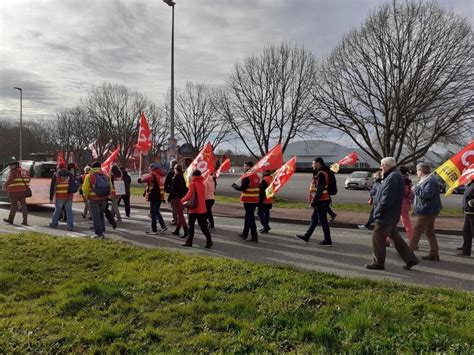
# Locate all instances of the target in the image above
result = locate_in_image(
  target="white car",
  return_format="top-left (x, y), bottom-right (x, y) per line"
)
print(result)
top-left (344, 171), bottom-right (374, 190)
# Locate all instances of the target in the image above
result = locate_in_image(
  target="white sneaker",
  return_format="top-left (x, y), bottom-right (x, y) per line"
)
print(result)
top-left (358, 225), bottom-right (369, 230)
top-left (145, 230), bottom-right (158, 235)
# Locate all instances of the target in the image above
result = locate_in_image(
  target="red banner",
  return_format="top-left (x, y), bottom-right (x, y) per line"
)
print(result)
top-left (330, 152), bottom-right (359, 173)
top-left (435, 141), bottom-right (474, 188)
top-left (102, 146), bottom-right (120, 174)
top-left (241, 144), bottom-right (283, 179)
top-left (136, 112), bottom-right (152, 152)
top-left (184, 142), bottom-right (216, 185)
top-left (216, 157), bottom-right (231, 178)
top-left (446, 163), bottom-right (474, 195)
top-left (56, 151), bottom-right (66, 166)
top-left (265, 156), bottom-right (297, 198)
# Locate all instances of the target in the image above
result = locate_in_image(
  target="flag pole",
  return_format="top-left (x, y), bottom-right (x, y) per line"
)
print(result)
top-left (139, 151), bottom-right (142, 178)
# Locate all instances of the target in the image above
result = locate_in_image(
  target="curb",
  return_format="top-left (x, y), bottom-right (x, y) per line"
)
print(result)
top-left (130, 204), bottom-right (463, 236)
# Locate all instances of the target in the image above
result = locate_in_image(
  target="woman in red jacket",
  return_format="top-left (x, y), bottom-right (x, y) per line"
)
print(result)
top-left (181, 169), bottom-right (213, 248)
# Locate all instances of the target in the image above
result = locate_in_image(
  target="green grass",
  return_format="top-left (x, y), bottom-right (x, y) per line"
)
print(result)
top-left (0, 233), bottom-right (472, 353)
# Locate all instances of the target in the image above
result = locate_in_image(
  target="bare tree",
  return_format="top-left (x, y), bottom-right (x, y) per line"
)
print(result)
top-left (84, 83), bottom-right (147, 165)
top-left (313, 0), bottom-right (473, 165)
top-left (216, 43), bottom-right (318, 158)
top-left (166, 82), bottom-right (232, 154)
top-left (145, 103), bottom-right (169, 165)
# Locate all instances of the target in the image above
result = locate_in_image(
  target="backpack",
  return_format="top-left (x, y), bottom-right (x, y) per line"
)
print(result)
top-left (325, 169), bottom-right (338, 196)
top-left (90, 173), bottom-right (111, 197)
top-left (68, 176), bottom-right (81, 193)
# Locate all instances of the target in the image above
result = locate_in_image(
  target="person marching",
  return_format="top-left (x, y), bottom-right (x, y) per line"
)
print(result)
top-left (181, 169), bottom-right (213, 248)
top-left (458, 179), bottom-right (473, 257)
top-left (82, 161), bottom-right (113, 239)
top-left (109, 165), bottom-right (123, 224)
top-left (169, 164), bottom-right (189, 238)
top-left (164, 160), bottom-right (178, 225)
top-left (2, 161), bottom-right (30, 226)
top-left (257, 170), bottom-right (273, 233)
top-left (79, 166), bottom-right (91, 219)
top-left (49, 161), bottom-right (75, 231)
top-left (232, 161), bottom-right (261, 243)
top-left (118, 166), bottom-right (131, 218)
top-left (204, 172), bottom-right (217, 229)
top-left (359, 171), bottom-right (383, 230)
top-left (399, 166), bottom-right (414, 243)
top-left (296, 158), bottom-right (332, 246)
top-left (138, 163), bottom-right (167, 235)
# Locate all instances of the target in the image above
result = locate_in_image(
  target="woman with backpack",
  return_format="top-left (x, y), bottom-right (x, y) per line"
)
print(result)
top-left (138, 163), bottom-right (167, 235)
top-left (181, 169), bottom-right (213, 248)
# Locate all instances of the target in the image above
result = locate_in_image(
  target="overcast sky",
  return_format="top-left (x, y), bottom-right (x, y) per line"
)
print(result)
top-left (1, 0), bottom-right (472, 126)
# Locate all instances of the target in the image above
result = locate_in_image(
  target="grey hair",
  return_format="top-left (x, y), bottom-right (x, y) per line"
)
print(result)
top-left (380, 157), bottom-right (397, 168)
top-left (416, 163), bottom-right (431, 174)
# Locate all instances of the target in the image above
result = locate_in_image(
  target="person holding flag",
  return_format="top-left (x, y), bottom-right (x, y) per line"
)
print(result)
top-left (232, 161), bottom-right (261, 242)
top-left (456, 165), bottom-right (474, 257)
top-left (257, 171), bottom-right (273, 234)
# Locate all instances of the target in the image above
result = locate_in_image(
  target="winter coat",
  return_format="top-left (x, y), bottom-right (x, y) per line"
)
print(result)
top-left (462, 182), bottom-right (474, 215)
top-left (413, 175), bottom-right (442, 216)
top-left (204, 175), bottom-right (216, 200)
top-left (181, 175), bottom-right (207, 214)
top-left (169, 173), bottom-right (188, 200)
top-left (373, 168), bottom-right (404, 225)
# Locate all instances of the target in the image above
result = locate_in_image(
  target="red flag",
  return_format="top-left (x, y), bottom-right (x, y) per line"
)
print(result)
top-left (330, 152), bottom-right (359, 173)
top-left (435, 141), bottom-right (474, 188)
top-left (446, 164), bottom-right (474, 195)
top-left (56, 150), bottom-right (66, 166)
top-left (241, 144), bottom-right (283, 179)
top-left (101, 146), bottom-right (120, 174)
top-left (216, 157), bottom-right (231, 178)
top-left (266, 157), bottom-right (297, 198)
top-left (136, 112), bottom-right (152, 152)
top-left (184, 142), bottom-right (216, 185)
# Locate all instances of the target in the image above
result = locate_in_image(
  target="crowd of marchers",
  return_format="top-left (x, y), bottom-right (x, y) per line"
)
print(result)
top-left (2, 156), bottom-right (473, 270)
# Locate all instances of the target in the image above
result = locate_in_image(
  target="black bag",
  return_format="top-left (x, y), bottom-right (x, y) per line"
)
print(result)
top-left (326, 170), bottom-right (338, 196)
top-left (183, 189), bottom-right (198, 209)
top-left (20, 174), bottom-right (32, 198)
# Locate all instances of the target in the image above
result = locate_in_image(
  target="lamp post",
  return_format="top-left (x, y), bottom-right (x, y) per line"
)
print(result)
top-left (14, 87), bottom-right (23, 160)
top-left (163, 0), bottom-right (175, 141)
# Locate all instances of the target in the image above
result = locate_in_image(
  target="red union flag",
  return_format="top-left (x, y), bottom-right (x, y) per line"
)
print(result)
top-left (136, 112), bottom-right (152, 152)
top-left (101, 146), bottom-right (120, 174)
top-left (184, 142), bottom-right (215, 185)
top-left (56, 150), bottom-right (66, 166)
top-left (216, 157), bottom-right (231, 178)
top-left (265, 156), bottom-right (297, 198)
top-left (446, 164), bottom-right (474, 195)
top-left (435, 141), bottom-right (474, 189)
top-left (241, 144), bottom-right (283, 179)
top-left (330, 152), bottom-right (359, 173)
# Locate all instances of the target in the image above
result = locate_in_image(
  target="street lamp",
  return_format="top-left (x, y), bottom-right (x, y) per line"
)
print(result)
top-left (163, 0), bottom-right (175, 141)
top-left (14, 87), bottom-right (23, 160)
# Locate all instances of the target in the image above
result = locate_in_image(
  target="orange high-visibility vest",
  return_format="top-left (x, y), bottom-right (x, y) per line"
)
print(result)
top-left (6, 169), bottom-right (30, 193)
top-left (240, 173), bottom-right (260, 203)
top-left (55, 175), bottom-right (71, 199)
top-left (262, 175), bottom-right (273, 204)
top-left (315, 171), bottom-right (331, 201)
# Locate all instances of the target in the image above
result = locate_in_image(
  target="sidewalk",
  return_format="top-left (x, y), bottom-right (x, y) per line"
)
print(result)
top-left (130, 196), bottom-right (464, 236)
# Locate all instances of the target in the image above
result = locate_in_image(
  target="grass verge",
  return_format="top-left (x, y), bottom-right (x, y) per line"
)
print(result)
top-left (0, 233), bottom-right (472, 352)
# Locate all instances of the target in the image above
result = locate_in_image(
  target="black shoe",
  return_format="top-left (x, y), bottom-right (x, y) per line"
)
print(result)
top-left (21, 222), bottom-right (28, 226)
top-left (171, 220), bottom-right (177, 225)
top-left (245, 238), bottom-right (258, 243)
top-left (457, 246), bottom-right (464, 250)
top-left (295, 235), bottom-right (309, 243)
top-left (172, 230), bottom-right (180, 236)
top-left (238, 233), bottom-right (248, 239)
top-left (260, 229), bottom-right (269, 234)
top-left (259, 228), bottom-right (265, 232)
top-left (421, 255), bottom-right (440, 261)
top-left (365, 263), bottom-right (385, 270)
top-left (205, 241), bottom-right (213, 249)
top-left (330, 213), bottom-right (337, 222)
top-left (3, 218), bottom-right (13, 224)
top-left (403, 259), bottom-right (419, 270)
top-left (181, 242), bottom-right (192, 247)
top-left (319, 240), bottom-right (332, 246)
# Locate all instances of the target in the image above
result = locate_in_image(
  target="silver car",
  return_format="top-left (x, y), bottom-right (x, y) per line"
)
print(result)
top-left (345, 171), bottom-right (374, 190)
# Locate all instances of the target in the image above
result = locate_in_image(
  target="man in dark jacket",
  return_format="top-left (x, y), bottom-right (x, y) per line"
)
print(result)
top-left (366, 157), bottom-right (419, 270)
top-left (410, 163), bottom-right (442, 261)
top-left (164, 160), bottom-right (178, 224)
top-left (458, 180), bottom-right (473, 257)
top-left (118, 166), bottom-right (131, 217)
top-left (257, 170), bottom-right (273, 233)
top-left (295, 157), bottom-right (332, 246)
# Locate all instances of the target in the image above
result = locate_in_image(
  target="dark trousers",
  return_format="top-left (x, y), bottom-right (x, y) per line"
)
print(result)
top-left (118, 195), bottom-right (131, 217)
top-left (257, 204), bottom-right (271, 231)
top-left (372, 222), bottom-right (418, 266)
top-left (104, 201), bottom-right (117, 228)
top-left (150, 200), bottom-right (166, 232)
top-left (462, 214), bottom-right (473, 256)
top-left (187, 213), bottom-right (212, 243)
top-left (305, 203), bottom-right (331, 243)
top-left (7, 192), bottom-right (28, 224)
top-left (206, 199), bottom-right (215, 228)
top-left (327, 205), bottom-right (337, 219)
top-left (89, 200), bottom-right (107, 236)
top-left (365, 206), bottom-right (375, 228)
top-left (243, 203), bottom-right (258, 240)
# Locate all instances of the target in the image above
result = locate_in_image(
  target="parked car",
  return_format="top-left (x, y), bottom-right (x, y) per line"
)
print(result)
top-left (344, 171), bottom-right (374, 190)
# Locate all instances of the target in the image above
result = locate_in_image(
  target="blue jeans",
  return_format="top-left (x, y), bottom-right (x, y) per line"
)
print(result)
top-left (305, 202), bottom-right (332, 243)
top-left (150, 200), bottom-right (166, 232)
top-left (89, 200), bottom-right (107, 236)
top-left (51, 198), bottom-right (73, 228)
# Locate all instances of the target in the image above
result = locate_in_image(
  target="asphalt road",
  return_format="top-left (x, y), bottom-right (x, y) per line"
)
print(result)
top-left (132, 172), bottom-right (464, 209)
top-left (1, 202), bottom-right (472, 291)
